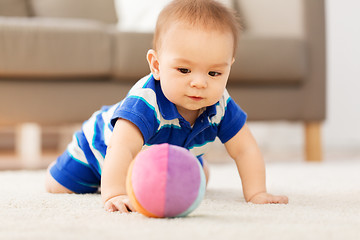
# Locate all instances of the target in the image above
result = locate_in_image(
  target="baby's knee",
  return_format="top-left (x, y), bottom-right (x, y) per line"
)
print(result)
top-left (45, 162), bottom-right (73, 194)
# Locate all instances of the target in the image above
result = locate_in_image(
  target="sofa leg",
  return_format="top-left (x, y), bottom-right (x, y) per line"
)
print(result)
top-left (304, 122), bottom-right (323, 162)
top-left (16, 123), bottom-right (42, 169)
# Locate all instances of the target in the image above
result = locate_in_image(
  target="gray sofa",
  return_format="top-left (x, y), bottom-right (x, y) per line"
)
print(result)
top-left (0, 0), bottom-right (326, 161)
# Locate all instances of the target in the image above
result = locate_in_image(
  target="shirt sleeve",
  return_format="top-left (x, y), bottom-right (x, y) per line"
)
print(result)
top-left (217, 98), bottom-right (247, 143)
top-left (110, 96), bottom-right (159, 142)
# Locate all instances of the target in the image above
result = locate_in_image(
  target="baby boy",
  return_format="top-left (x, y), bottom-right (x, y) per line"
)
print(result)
top-left (45, 0), bottom-right (288, 212)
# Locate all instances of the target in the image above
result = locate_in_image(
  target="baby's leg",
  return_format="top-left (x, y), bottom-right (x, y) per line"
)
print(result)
top-left (45, 132), bottom-right (101, 194)
top-left (45, 161), bottom-right (73, 193)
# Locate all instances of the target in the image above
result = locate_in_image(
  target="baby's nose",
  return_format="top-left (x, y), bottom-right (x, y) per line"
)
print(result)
top-left (190, 75), bottom-right (207, 88)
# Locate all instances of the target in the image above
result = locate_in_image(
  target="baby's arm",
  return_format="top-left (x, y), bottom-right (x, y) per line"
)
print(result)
top-left (101, 118), bottom-right (144, 212)
top-left (224, 124), bottom-right (288, 204)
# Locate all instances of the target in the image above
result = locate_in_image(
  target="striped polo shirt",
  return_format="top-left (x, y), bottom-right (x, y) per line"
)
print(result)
top-left (57, 74), bottom-right (247, 192)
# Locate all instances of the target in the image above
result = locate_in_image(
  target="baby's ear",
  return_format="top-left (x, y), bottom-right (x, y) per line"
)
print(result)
top-left (146, 49), bottom-right (160, 80)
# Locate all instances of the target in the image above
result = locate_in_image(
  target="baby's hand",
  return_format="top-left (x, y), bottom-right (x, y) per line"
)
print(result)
top-left (104, 195), bottom-right (136, 213)
top-left (248, 192), bottom-right (289, 204)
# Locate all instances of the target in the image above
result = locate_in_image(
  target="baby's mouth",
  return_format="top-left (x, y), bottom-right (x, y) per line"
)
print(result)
top-left (188, 96), bottom-right (203, 101)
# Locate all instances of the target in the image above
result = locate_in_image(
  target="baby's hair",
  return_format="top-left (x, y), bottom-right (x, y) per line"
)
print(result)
top-left (153, 0), bottom-right (241, 56)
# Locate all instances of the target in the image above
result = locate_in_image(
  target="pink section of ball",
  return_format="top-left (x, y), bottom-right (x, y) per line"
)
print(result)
top-left (131, 144), bottom-right (168, 217)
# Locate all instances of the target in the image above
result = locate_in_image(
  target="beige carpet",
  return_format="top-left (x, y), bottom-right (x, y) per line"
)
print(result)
top-left (0, 160), bottom-right (359, 240)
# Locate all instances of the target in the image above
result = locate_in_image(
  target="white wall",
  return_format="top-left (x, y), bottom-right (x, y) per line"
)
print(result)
top-left (324, 0), bottom-right (360, 150)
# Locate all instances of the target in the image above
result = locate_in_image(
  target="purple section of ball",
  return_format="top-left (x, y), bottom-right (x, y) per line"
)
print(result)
top-left (164, 145), bottom-right (200, 217)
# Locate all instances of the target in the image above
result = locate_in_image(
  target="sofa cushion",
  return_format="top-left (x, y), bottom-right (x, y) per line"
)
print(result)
top-left (234, 0), bottom-right (304, 37)
top-left (30, 0), bottom-right (117, 24)
top-left (0, 17), bottom-right (112, 78)
top-left (0, 0), bottom-right (30, 17)
top-left (112, 32), bottom-right (153, 81)
top-left (110, 32), bottom-right (307, 85)
top-left (229, 35), bottom-right (307, 84)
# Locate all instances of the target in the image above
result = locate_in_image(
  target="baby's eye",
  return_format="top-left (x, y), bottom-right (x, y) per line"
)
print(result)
top-left (208, 71), bottom-right (221, 77)
top-left (178, 68), bottom-right (191, 74)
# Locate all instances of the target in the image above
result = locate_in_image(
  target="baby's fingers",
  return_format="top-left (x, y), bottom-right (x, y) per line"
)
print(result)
top-left (105, 199), bottom-right (130, 213)
top-left (122, 198), bottom-right (136, 212)
top-left (104, 200), bottom-right (117, 212)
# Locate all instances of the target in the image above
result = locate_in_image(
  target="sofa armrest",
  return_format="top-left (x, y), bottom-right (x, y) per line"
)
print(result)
top-left (302, 0), bottom-right (327, 120)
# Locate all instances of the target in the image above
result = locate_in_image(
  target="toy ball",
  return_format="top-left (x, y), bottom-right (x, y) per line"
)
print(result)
top-left (126, 143), bottom-right (206, 218)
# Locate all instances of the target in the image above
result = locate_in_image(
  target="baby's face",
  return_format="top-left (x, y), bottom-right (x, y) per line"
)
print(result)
top-left (155, 22), bottom-right (234, 118)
